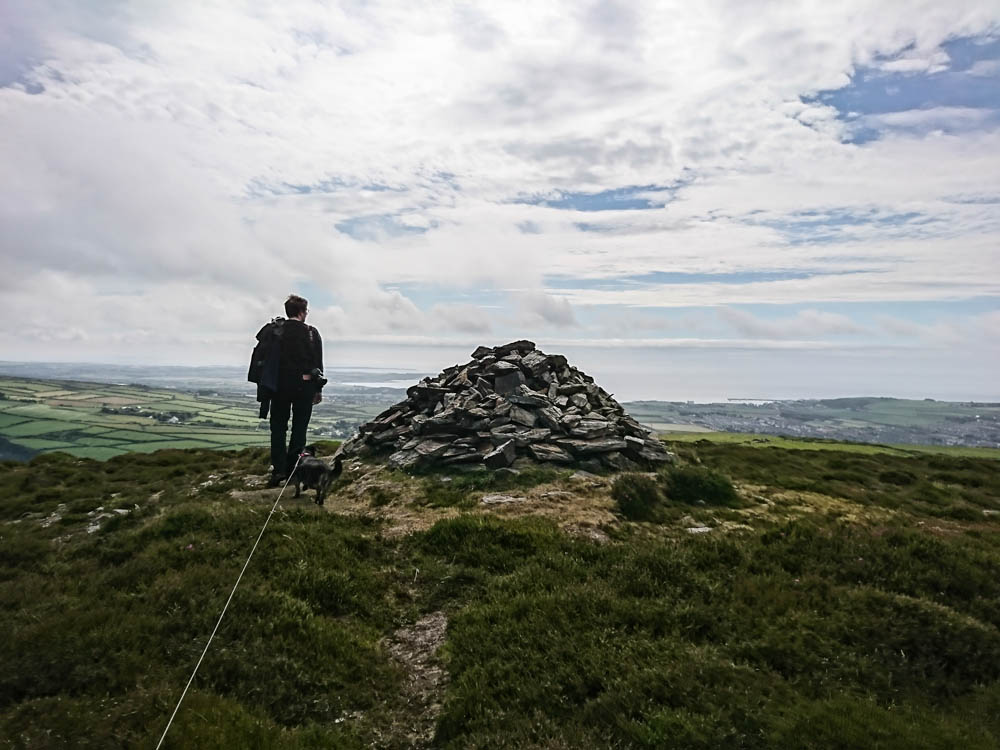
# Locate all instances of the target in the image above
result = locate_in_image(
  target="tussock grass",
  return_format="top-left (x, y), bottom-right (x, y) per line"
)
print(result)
top-left (1, 441), bottom-right (999, 747)
top-left (611, 473), bottom-right (662, 521)
top-left (660, 464), bottom-right (742, 507)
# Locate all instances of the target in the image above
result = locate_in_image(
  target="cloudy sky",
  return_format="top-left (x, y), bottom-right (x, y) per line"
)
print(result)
top-left (2, 1), bottom-right (999, 401)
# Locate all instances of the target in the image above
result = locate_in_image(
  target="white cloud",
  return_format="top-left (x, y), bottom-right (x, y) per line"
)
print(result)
top-left (518, 291), bottom-right (578, 328)
top-left (429, 303), bottom-right (494, 334)
top-left (967, 59), bottom-right (1000, 76)
top-left (876, 49), bottom-right (951, 74)
top-left (718, 308), bottom-right (869, 339)
top-left (0, 0), bottom-right (997, 379)
top-left (864, 106), bottom-right (996, 130)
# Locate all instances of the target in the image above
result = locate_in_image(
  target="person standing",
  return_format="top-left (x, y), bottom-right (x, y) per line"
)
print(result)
top-left (267, 294), bottom-right (324, 486)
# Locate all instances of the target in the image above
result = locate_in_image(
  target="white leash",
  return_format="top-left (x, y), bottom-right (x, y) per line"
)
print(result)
top-left (155, 455), bottom-right (303, 749)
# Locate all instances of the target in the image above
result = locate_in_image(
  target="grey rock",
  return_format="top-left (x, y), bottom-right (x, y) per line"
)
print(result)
top-left (520, 350), bottom-right (550, 376)
top-left (536, 406), bottom-right (563, 431)
top-left (483, 439), bottom-right (516, 469)
top-left (569, 419), bottom-right (615, 439)
top-left (373, 408), bottom-right (405, 426)
top-left (491, 360), bottom-right (521, 374)
top-left (529, 442), bottom-right (574, 463)
top-left (570, 393), bottom-right (590, 411)
top-left (494, 370), bottom-right (526, 396)
top-left (509, 389), bottom-right (549, 408)
top-left (471, 345), bottom-right (494, 358)
top-left (512, 428), bottom-right (551, 448)
top-left (414, 439), bottom-right (451, 458)
top-left (623, 435), bottom-right (646, 454)
top-left (424, 410), bottom-right (458, 431)
top-left (407, 383), bottom-right (450, 399)
top-left (509, 405), bottom-right (537, 427)
top-left (443, 451), bottom-right (487, 465)
top-left (480, 493), bottom-right (525, 505)
top-left (494, 339), bottom-right (536, 357)
top-left (475, 377), bottom-right (492, 397)
top-left (388, 450), bottom-right (421, 470)
top-left (635, 446), bottom-right (674, 464)
top-left (560, 414), bottom-right (583, 429)
top-left (371, 424), bottom-right (409, 443)
top-left (556, 437), bottom-right (628, 455)
top-left (599, 452), bottom-right (640, 471)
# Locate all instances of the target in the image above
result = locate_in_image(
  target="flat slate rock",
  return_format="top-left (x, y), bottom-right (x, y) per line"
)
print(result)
top-left (529, 442), bottom-right (574, 463)
top-left (483, 439), bottom-right (516, 469)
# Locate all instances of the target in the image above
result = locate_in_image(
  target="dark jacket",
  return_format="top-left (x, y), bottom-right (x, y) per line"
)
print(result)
top-left (277, 319), bottom-right (323, 395)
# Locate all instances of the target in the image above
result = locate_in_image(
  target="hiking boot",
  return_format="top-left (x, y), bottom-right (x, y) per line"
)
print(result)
top-left (267, 472), bottom-right (287, 488)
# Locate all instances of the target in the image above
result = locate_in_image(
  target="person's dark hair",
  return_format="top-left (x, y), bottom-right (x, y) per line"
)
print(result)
top-left (284, 295), bottom-right (308, 318)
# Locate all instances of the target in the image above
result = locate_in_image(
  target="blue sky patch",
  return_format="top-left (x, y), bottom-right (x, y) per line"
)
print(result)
top-left (513, 183), bottom-right (680, 211)
top-left (747, 208), bottom-right (940, 244)
top-left (544, 268), bottom-right (871, 292)
top-left (805, 34), bottom-right (1000, 143)
top-left (244, 177), bottom-right (405, 198)
top-left (335, 214), bottom-right (432, 241)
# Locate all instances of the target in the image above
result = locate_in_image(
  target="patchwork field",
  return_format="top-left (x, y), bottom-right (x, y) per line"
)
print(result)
top-left (0, 377), bottom-right (385, 461)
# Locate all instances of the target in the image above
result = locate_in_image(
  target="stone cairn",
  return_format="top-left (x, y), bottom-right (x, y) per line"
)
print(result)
top-left (338, 340), bottom-right (673, 471)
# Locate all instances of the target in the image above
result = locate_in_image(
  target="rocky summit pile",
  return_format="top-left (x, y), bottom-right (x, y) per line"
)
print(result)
top-left (338, 340), bottom-right (673, 471)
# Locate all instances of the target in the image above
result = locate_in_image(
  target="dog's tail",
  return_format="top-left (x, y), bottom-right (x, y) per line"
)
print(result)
top-left (330, 455), bottom-right (344, 479)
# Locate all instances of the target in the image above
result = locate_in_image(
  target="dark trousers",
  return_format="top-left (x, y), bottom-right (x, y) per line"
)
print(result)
top-left (269, 386), bottom-right (314, 477)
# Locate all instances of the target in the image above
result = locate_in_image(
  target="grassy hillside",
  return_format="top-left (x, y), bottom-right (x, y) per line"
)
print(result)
top-left (1, 439), bottom-right (999, 748)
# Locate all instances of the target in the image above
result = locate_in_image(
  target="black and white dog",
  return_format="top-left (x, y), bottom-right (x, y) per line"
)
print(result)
top-left (290, 446), bottom-right (343, 506)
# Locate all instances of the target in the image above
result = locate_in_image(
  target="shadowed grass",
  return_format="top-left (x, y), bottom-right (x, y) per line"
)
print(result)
top-left (1, 441), bottom-right (999, 747)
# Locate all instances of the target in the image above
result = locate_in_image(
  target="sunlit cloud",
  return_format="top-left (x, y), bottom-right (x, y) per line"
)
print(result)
top-left (0, 0), bottom-right (997, 398)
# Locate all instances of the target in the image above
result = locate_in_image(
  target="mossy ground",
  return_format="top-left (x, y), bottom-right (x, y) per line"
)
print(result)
top-left (1, 439), bottom-right (999, 748)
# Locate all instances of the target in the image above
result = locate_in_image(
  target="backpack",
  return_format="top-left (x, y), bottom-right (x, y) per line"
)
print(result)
top-left (247, 317), bottom-right (285, 394)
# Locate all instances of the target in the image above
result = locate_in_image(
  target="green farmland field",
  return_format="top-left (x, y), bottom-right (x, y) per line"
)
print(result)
top-left (0, 413), bottom-right (28, 428)
top-left (128, 439), bottom-right (222, 452)
top-left (3, 420), bottom-right (85, 437)
top-left (13, 438), bottom-right (76, 450)
top-left (0, 376), bottom-right (354, 461)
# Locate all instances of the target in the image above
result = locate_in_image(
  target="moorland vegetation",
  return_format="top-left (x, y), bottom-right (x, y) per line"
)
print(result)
top-left (1, 437), bottom-right (999, 748)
